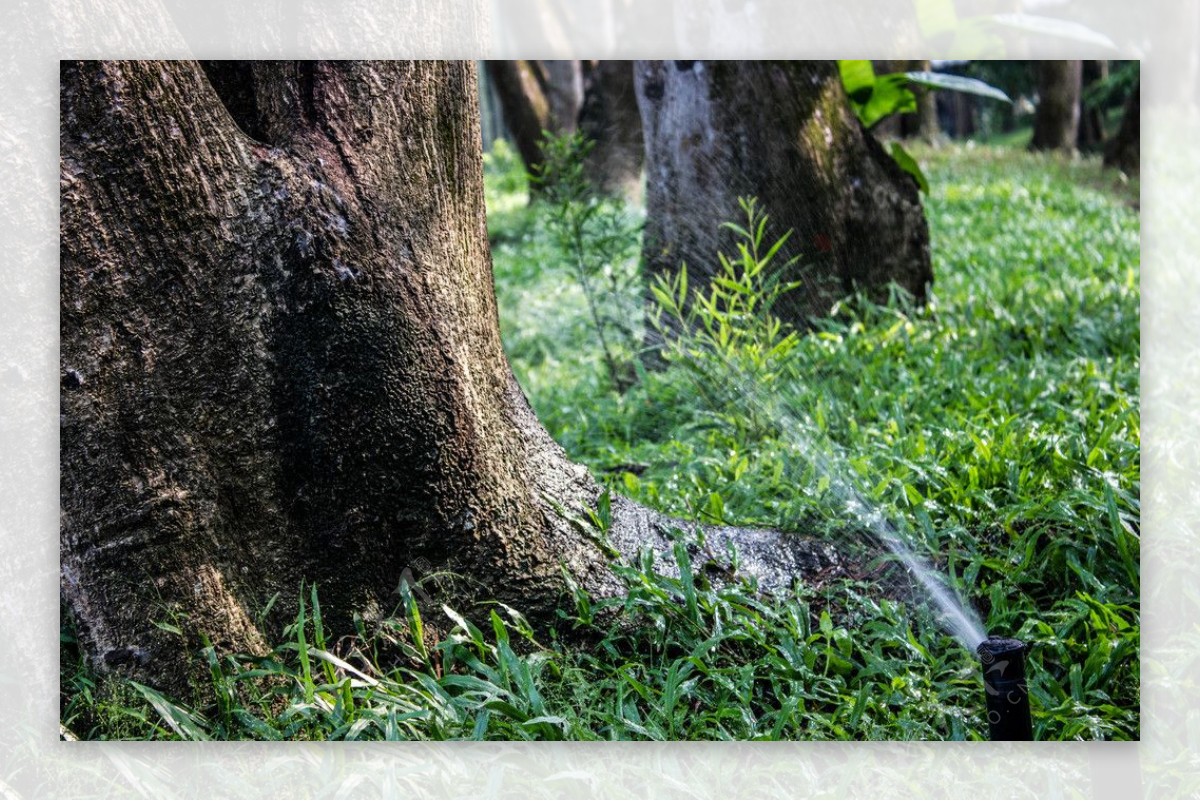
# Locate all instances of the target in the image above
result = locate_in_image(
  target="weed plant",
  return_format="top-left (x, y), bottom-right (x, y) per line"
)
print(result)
top-left (529, 132), bottom-right (643, 391)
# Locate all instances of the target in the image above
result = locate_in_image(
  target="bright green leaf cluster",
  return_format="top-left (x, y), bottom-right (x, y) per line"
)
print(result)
top-left (836, 60), bottom-right (1011, 194)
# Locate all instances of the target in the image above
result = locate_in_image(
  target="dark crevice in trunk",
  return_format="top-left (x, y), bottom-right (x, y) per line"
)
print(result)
top-left (297, 61), bottom-right (318, 126)
top-left (198, 60), bottom-right (267, 144)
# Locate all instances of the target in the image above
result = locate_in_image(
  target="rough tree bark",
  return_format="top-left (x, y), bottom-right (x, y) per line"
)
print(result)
top-left (578, 60), bottom-right (644, 200)
top-left (1030, 60), bottom-right (1082, 152)
top-left (483, 60), bottom-right (581, 182)
top-left (636, 60), bottom-right (932, 326)
top-left (1103, 77), bottom-right (1140, 174)
top-left (60, 60), bottom-right (836, 694)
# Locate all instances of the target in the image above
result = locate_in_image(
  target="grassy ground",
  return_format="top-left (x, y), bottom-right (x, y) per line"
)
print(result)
top-left (61, 141), bottom-right (1139, 741)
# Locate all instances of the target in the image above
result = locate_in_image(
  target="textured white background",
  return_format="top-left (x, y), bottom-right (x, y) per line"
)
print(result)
top-left (4, 0), bottom-right (1188, 796)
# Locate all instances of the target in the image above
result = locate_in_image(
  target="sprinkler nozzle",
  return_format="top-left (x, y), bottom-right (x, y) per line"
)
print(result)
top-left (977, 635), bottom-right (1033, 741)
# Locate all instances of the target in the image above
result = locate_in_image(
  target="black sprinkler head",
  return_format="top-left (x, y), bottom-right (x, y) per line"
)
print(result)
top-left (977, 635), bottom-right (1033, 741)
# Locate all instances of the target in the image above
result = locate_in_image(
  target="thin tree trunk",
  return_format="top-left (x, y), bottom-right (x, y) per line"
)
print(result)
top-left (636, 60), bottom-right (932, 328)
top-left (60, 60), bottom-right (837, 694)
top-left (477, 62), bottom-right (507, 151)
top-left (949, 91), bottom-right (976, 139)
top-left (1030, 60), bottom-right (1082, 152)
top-left (541, 60), bottom-right (583, 135)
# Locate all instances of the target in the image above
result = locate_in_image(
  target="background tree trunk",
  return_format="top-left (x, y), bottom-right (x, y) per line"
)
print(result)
top-left (578, 60), bottom-right (644, 200)
top-left (484, 60), bottom-right (553, 180)
top-left (910, 60), bottom-right (941, 142)
top-left (1103, 77), bottom-right (1140, 173)
top-left (541, 60), bottom-right (583, 135)
top-left (944, 90), bottom-right (976, 139)
top-left (60, 60), bottom-right (836, 694)
top-left (1030, 60), bottom-right (1082, 152)
top-left (636, 60), bottom-right (932, 327)
top-left (483, 60), bottom-right (581, 182)
top-left (1077, 60), bottom-right (1109, 153)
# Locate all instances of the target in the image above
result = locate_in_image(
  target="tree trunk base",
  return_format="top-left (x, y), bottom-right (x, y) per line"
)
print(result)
top-left (609, 496), bottom-right (841, 591)
top-left (61, 60), bottom-right (853, 698)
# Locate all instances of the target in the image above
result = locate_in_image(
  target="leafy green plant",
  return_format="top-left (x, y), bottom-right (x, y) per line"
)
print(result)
top-left (482, 137), bottom-right (528, 199)
top-left (839, 60), bottom-right (1012, 127)
top-left (530, 131), bottom-right (644, 392)
top-left (837, 60), bottom-right (1011, 191)
top-left (838, 60), bottom-right (919, 128)
top-left (650, 197), bottom-right (804, 440)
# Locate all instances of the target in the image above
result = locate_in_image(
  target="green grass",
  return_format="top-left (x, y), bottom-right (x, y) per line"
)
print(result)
top-left (61, 140), bottom-right (1139, 741)
top-left (976, 125), bottom-right (1034, 149)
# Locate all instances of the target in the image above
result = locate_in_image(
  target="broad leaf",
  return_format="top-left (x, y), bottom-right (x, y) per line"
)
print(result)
top-left (889, 142), bottom-right (929, 194)
top-left (904, 71), bottom-right (1012, 103)
top-left (858, 74), bottom-right (917, 128)
top-left (837, 60), bottom-right (877, 105)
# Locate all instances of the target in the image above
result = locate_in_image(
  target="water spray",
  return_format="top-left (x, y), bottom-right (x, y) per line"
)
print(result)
top-left (633, 267), bottom-right (1034, 741)
top-left (977, 635), bottom-right (1033, 741)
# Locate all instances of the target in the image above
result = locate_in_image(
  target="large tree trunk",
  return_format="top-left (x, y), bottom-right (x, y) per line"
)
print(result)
top-left (578, 60), bottom-right (644, 201)
top-left (636, 60), bottom-right (932, 326)
top-left (1030, 60), bottom-right (1082, 152)
top-left (60, 60), bottom-right (835, 694)
top-left (1103, 77), bottom-right (1140, 174)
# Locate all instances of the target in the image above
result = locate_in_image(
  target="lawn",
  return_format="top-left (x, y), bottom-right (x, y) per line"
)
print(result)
top-left (61, 141), bottom-right (1140, 741)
